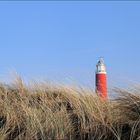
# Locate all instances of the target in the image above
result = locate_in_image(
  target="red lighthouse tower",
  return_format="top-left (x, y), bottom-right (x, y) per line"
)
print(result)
top-left (95, 58), bottom-right (107, 99)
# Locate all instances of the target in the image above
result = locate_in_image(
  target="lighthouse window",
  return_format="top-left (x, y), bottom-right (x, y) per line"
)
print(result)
top-left (97, 65), bottom-right (105, 72)
top-left (97, 66), bottom-right (101, 72)
top-left (101, 66), bottom-right (105, 72)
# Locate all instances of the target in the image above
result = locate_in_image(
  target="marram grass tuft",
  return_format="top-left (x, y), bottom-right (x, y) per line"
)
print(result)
top-left (0, 79), bottom-right (139, 140)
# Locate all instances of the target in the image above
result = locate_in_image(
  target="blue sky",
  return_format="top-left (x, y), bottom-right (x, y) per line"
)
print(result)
top-left (0, 1), bottom-right (140, 87)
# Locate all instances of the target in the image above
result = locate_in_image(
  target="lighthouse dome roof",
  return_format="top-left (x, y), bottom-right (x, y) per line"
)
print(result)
top-left (97, 58), bottom-right (105, 65)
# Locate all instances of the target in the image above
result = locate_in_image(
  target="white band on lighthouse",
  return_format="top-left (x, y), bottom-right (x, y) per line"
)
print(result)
top-left (96, 72), bottom-right (106, 74)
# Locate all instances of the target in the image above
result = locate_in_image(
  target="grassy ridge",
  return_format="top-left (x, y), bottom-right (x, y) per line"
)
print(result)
top-left (0, 79), bottom-right (140, 140)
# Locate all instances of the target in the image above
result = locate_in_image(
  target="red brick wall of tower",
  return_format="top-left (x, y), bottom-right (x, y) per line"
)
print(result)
top-left (96, 73), bottom-right (107, 99)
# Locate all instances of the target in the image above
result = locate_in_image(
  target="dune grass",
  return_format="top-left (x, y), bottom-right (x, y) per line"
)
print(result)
top-left (0, 78), bottom-right (139, 140)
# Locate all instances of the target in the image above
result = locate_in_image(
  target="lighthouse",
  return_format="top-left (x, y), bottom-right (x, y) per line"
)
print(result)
top-left (95, 58), bottom-right (107, 99)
